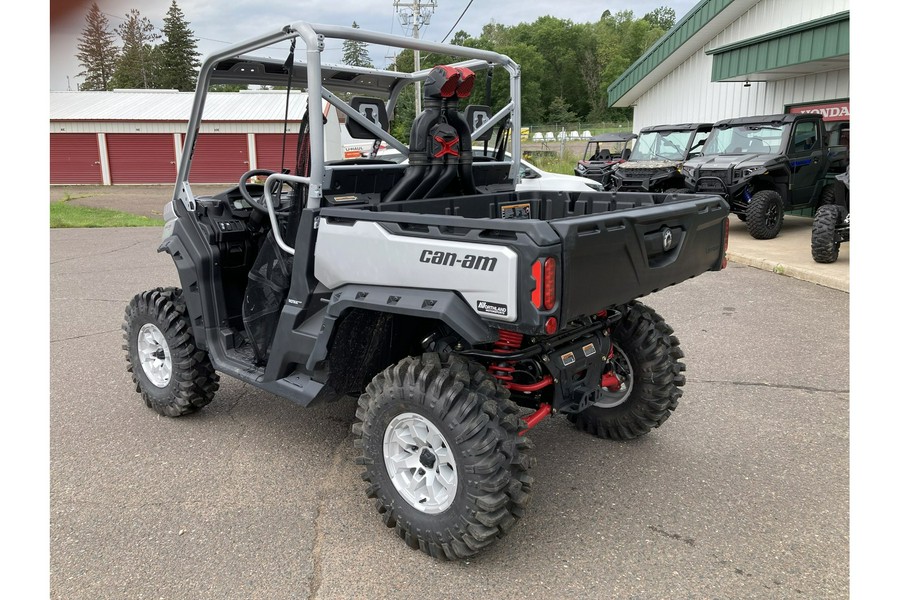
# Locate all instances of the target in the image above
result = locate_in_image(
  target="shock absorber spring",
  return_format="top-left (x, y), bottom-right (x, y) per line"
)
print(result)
top-left (487, 330), bottom-right (524, 384)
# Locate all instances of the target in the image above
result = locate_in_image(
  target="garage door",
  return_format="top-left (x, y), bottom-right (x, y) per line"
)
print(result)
top-left (186, 134), bottom-right (249, 183)
top-left (255, 134), bottom-right (300, 172)
top-left (50, 133), bottom-right (103, 184)
top-left (107, 134), bottom-right (177, 184)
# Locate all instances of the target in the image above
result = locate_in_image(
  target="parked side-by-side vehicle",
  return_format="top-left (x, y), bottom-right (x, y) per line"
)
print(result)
top-left (680, 113), bottom-right (848, 239)
top-left (123, 22), bottom-right (728, 560)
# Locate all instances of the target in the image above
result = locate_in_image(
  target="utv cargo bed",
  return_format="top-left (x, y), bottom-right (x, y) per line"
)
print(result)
top-left (320, 189), bottom-right (728, 324)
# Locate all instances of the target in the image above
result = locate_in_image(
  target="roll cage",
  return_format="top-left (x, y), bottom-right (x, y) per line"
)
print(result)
top-left (173, 22), bottom-right (523, 215)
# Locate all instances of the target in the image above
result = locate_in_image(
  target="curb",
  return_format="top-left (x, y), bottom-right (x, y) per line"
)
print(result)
top-left (727, 252), bottom-right (849, 293)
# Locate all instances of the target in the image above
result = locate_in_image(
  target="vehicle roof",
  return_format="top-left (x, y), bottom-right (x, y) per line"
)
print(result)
top-left (211, 56), bottom-right (414, 97)
top-left (712, 113), bottom-right (822, 128)
top-left (587, 132), bottom-right (638, 142)
top-left (639, 123), bottom-right (713, 133)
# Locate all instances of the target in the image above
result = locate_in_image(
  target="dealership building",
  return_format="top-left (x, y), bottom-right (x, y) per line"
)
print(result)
top-left (609, 0), bottom-right (849, 137)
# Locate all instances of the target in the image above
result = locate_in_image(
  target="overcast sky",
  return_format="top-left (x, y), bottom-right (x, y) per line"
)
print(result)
top-left (50, 0), bottom-right (698, 91)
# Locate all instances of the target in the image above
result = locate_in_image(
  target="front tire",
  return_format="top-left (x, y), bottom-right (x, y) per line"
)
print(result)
top-left (745, 189), bottom-right (784, 239)
top-left (568, 302), bottom-right (685, 440)
top-left (123, 287), bottom-right (219, 417)
top-left (811, 204), bottom-right (846, 263)
top-left (353, 353), bottom-right (533, 560)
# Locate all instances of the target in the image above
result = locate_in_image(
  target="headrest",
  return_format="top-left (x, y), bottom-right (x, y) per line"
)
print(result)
top-left (345, 97), bottom-right (388, 139)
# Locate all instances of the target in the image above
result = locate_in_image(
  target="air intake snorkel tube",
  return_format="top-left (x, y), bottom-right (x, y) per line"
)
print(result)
top-left (382, 66), bottom-right (460, 203)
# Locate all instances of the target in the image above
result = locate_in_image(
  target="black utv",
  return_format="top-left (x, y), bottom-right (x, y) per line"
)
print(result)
top-left (681, 113), bottom-right (848, 239)
top-left (573, 132), bottom-right (636, 187)
top-left (609, 123), bottom-right (712, 193)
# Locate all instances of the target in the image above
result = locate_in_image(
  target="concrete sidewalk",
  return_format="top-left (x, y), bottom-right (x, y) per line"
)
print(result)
top-left (726, 214), bottom-right (849, 293)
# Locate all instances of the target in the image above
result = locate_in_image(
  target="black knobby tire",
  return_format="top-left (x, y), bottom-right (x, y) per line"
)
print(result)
top-left (745, 189), bottom-right (784, 239)
top-left (353, 353), bottom-right (533, 560)
top-left (123, 287), bottom-right (219, 417)
top-left (568, 302), bottom-right (685, 440)
top-left (811, 204), bottom-right (845, 263)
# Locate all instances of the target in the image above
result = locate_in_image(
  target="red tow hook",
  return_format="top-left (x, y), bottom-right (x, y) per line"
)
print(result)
top-left (520, 403), bottom-right (552, 436)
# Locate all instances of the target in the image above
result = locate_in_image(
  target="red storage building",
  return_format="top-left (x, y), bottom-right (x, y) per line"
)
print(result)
top-left (49, 89), bottom-right (337, 185)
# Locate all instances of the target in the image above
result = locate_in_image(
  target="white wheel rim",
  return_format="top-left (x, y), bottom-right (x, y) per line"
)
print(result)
top-left (137, 323), bottom-right (172, 388)
top-left (383, 412), bottom-right (458, 514)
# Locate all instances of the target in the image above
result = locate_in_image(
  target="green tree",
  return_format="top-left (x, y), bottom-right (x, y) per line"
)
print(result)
top-left (209, 84), bottom-right (249, 92)
top-left (545, 96), bottom-right (577, 125)
top-left (644, 6), bottom-right (677, 30)
top-left (156, 1), bottom-right (201, 91)
top-left (75, 2), bottom-right (119, 90)
top-left (110, 9), bottom-right (160, 89)
top-left (342, 22), bottom-right (374, 68)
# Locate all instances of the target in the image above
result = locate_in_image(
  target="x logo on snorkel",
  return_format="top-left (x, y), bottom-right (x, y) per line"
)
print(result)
top-left (433, 135), bottom-right (460, 158)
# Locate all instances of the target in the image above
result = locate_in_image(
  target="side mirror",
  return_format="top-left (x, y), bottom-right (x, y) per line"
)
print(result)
top-left (521, 167), bottom-right (538, 179)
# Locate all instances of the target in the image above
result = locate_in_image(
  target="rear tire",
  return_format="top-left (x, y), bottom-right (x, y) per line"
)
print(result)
top-left (568, 302), bottom-right (685, 440)
top-left (745, 189), bottom-right (784, 239)
top-left (353, 353), bottom-right (533, 560)
top-left (811, 204), bottom-right (845, 263)
top-left (123, 287), bottom-right (219, 417)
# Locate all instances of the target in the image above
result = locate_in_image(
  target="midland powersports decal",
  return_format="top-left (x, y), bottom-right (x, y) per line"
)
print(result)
top-left (419, 249), bottom-right (498, 272)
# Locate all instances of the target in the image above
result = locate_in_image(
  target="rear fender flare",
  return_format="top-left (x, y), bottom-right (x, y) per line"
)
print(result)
top-left (305, 285), bottom-right (498, 371)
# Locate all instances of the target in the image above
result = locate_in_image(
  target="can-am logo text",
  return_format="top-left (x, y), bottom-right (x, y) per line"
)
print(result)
top-left (419, 249), bottom-right (497, 272)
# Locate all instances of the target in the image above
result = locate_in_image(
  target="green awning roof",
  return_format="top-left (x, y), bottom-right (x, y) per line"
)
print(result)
top-left (607, 0), bottom-right (737, 106)
top-left (707, 11), bottom-right (849, 82)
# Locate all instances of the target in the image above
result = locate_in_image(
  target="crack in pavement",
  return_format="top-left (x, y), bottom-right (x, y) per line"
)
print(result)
top-left (648, 524), bottom-right (696, 547)
top-left (692, 378), bottom-right (848, 394)
top-left (309, 429), bottom-right (354, 600)
top-left (51, 329), bottom-right (121, 344)
top-left (51, 297), bottom-right (129, 303)
top-left (50, 240), bottom-right (147, 265)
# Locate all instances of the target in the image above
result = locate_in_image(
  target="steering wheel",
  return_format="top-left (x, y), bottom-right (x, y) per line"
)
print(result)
top-left (238, 169), bottom-right (282, 213)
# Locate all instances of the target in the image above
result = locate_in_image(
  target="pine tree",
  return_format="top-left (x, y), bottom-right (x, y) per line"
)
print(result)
top-left (75, 2), bottom-right (119, 90)
top-left (110, 9), bottom-right (160, 89)
top-left (342, 22), bottom-right (374, 68)
top-left (156, 1), bottom-right (201, 91)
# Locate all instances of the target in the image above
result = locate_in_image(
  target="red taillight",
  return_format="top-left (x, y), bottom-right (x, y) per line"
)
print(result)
top-left (531, 260), bottom-right (542, 308)
top-left (721, 217), bottom-right (730, 269)
top-left (543, 257), bottom-right (557, 309)
top-left (544, 317), bottom-right (558, 334)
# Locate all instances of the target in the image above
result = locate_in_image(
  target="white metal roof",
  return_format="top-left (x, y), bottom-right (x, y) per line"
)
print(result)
top-left (49, 89), bottom-right (310, 122)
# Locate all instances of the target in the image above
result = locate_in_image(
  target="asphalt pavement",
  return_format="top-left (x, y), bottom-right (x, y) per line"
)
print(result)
top-left (49, 224), bottom-right (849, 599)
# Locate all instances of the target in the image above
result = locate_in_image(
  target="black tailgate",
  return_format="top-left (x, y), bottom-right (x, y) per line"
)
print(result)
top-left (549, 194), bottom-right (728, 321)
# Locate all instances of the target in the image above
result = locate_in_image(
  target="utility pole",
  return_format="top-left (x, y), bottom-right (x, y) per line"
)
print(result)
top-left (394, 0), bottom-right (437, 115)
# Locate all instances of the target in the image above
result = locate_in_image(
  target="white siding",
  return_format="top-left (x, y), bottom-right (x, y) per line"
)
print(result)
top-left (631, 0), bottom-right (850, 130)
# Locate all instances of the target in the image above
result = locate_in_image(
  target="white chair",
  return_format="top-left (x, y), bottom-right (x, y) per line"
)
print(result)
top-left (544, 132), bottom-right (555, 141)
top-left (533, 132), bottom-right (544, 141)
top-left (582, 130), bottom-right (592, 139)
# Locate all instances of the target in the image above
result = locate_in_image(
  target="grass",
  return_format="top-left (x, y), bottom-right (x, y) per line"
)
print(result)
top-left (527, 151), bottom-right (583, 175)
top-left (50, 201), bottom-right (164, 228)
